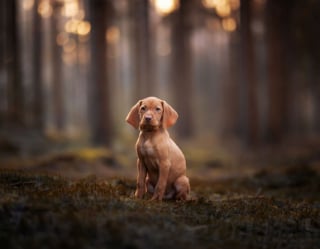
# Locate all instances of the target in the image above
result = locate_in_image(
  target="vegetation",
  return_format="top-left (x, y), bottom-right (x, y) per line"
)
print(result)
top-left (0, 158), bottom-right (319, 249)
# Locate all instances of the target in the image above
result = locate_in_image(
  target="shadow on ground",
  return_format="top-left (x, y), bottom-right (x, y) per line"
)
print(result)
top-left (0, 130), bottom-right (319, 249)
top-left (0, 165), bottom-right (319, 249)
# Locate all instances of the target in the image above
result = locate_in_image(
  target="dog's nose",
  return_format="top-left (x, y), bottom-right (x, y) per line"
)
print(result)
top-left (145, 115), bottom-right (152, 122)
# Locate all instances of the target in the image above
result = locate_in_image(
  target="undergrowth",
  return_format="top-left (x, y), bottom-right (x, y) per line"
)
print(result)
top-left (0, 169), bottom-right (319, 249)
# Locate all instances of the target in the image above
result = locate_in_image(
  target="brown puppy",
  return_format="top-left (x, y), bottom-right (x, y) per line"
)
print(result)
top-left (126, 96), bottom-right (190, 201)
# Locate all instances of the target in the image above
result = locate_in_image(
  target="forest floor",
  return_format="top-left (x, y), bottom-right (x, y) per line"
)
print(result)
top-left (0, 129), bottom-right (319, 249)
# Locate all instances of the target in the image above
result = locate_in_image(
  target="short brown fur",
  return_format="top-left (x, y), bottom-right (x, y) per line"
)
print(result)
top-left (126, 97), bottom-right (190, 201)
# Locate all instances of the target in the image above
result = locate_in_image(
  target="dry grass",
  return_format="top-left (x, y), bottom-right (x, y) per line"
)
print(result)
top-left (0, 167), bottom-right (319, 249)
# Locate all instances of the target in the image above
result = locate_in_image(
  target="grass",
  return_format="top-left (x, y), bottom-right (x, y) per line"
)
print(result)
top-left (0, 168), bottom-right (319, 249)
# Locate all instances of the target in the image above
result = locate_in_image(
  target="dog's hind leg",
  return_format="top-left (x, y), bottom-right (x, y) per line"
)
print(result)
top-left (174, 176), bottom-right (190, 200)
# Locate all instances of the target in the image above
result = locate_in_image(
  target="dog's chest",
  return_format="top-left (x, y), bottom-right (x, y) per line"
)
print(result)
top-left (138, 139), bottom-right (156, 157)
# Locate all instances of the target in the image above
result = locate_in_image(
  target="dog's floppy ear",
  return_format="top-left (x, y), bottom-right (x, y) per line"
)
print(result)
top-left (126, 100), bottom-right (141, 129)
top-left (162, 101), bottom-right (178, 128)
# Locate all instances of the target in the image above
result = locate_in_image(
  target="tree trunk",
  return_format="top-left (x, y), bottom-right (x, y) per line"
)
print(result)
top-left (170, 0), bottom-right (194, 138)
top-left (223, 34), bottom-right (241, 139)
top-left (6, 1), bottom-right (24, 125)
top-left (265, 0), bottom-right (290, 143)
top-left (240, 0), bottom-right (259, 146)
top-left (32, 0), bottom-right (44, 130)
top-left (130, 0), bottom-right (153, 98)
top-left (51, 6), bottom-right (64, 131)
top-left (89, 0), bottom-right (113, 146)
top-left (0, 0), bottom-right (7, 123)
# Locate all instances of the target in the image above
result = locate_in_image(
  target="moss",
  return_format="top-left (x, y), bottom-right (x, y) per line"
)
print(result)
top-left (1, 147), bottom-right (115, 167)
top-left (0, 169), bottom-right (319, 249)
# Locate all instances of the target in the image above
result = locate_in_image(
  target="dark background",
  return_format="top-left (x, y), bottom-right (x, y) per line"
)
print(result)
top-left (0, 1), bottom-right (320, 249)
top-left (1, 0), bottom-right (320, 176)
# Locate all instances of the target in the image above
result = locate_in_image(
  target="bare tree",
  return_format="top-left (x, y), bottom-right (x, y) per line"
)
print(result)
top-left (0, 0), bottom-right (8, 123)
top-left (51, 3), bottom-right (64, 131)
top-left (170, 0), bottom-right (194, 138)
top-left (239, 0), bottom-right (259, 146)
top-left (130, 0), bottom-right (154, 98)
top-left (3, 1), bottom-right (24, 125)
top-left (88, 0), bottom-right (114, 146)
top-left (32, 0), bottom-right (44, 129)
top-left (265, 0), bottom-right (290, 143)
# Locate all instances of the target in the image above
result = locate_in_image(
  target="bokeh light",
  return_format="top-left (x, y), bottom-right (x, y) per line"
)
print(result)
top-left (151, 0), bottom-right (179, 16)
top-left (106, 26), bottom-right (120, 44)
top-left (62, 0), bottom-right (79, 17)
top-left (65, 19), bottom-right (79, 33)
top-left (38, 0), bottom-right (53, 18)
top-left (216, 2), bottom-right (231, 17)
top-left (56, 32), bottom-right (69, 46)
top-left (202, 0), bottom-right (239, 17)
top-left (22, 0), bottom-right (34, 10)
top-left (222, 17), bottom-right (237, 32)
top-left (202, 0), bottom-right (220, 9)
top-left (77, 21), bottom-right (91, 36)
top-left (63, 38), bottom-right (76, 53)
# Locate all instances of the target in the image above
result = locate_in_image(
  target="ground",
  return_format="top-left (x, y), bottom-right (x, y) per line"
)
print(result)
top-left (0, 131), bottom-right (319, 249)
top-left (0, 166), bottom-right (319, 249)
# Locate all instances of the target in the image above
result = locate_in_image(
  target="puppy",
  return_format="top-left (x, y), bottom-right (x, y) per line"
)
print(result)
top-left (126, 96), bottom-right (190, 201)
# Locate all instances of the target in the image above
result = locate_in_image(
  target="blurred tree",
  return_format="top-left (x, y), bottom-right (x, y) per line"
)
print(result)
top-left (1, 1), bottom-right (24, 125)
top-left (89, 0), bottom-right (114, 146)
top-left (170, 0), bottom-right (194, 138)
top-left (51, 3), bottom-right (65, 131)
top-left (1, 0), bottom-right (319, 149)
top-left (32, 0), bottom-right (44, 129)
top-left (130, 0), bottom-right (154, 98)
top-left (293, 0), bottom-right (320, 134)
top-left (223, 34), bottom-right (241, 140)
top-left (265, 0), bottom-right (291, 143)
top-left (0, 0), bottom-right (7, 123)
top-left (240, 0), bottom-right (259, 146)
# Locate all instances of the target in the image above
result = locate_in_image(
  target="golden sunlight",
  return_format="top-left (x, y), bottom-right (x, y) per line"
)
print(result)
top-left (56, 32), bottom-right (69, 46)
top-left (106, 26), bottom-right (120, 44)
top-left (222, 17), bottom-right (237, 32)
top-left (22, 0), bottom-right (34, 10)
top-left (216, 2), bottom-right (231, 17)
top-left (77, 21), bottom-right (91, 36)
top-left (65, 19), bottom-right (80, 33)
top-left (152, 0), bottom-right (179, 16)
top-left (38, 0), bottom-right (53, 18)
top-left (202, 0), bottom-right (220, 9)
top-left (202, 0), bottom-right (236, 17)
top-left (61, 0), bottom-right (79, 17)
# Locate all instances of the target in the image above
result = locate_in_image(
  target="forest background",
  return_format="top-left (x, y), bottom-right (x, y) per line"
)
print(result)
top-left (1, 0), bottom-right (320, 178)
top-left (0, 1), bottom-right (320, 249)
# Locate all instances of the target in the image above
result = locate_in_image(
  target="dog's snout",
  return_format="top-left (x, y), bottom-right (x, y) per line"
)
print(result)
top-left (145, 115), bottom-right (152, 122)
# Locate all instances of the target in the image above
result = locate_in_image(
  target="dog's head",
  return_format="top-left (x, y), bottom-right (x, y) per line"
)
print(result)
top-left (126, 96), bottom-right (178, 131)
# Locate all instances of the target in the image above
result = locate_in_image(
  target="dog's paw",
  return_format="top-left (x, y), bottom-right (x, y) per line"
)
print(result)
top-left (134, 189), bottom-right (145, 199)
top-left (150, 191), bottom-right (164, 201)
top-left (150, 195), bottom-right (162, 201)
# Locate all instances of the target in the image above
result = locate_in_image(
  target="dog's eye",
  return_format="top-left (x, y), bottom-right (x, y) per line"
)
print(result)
top-left (155, 107), bottom-right (161, 112)
top-left (140, 106), bottom-right (146, 111)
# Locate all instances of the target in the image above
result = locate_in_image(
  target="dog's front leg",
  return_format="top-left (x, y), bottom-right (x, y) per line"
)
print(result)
top-left (151, 161), bottom-right (170, 201)
top-left (135, 158), bottom-right (147, 198)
